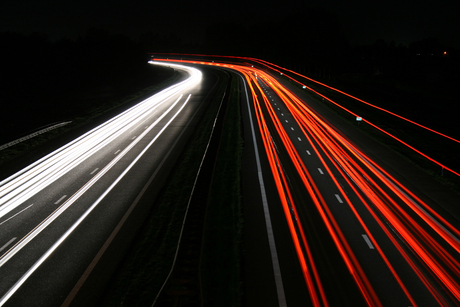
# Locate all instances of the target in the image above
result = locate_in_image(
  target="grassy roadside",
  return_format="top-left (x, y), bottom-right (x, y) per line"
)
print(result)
top-left (0, 66), bottom-right (180, 169)
top-left (99, 69), bottom-right (244, 306)
top-left (201, 73), bottom-right (244, 306)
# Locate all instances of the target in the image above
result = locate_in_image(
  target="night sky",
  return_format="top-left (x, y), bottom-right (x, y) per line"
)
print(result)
top-left (1, 0), bottom-right (459, 48)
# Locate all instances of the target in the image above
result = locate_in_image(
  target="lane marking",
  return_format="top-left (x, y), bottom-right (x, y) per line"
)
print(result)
top-left (114, 149), bottom-right (121, 155)
top-left (297, 137), bottom-right (301, 141)
top-left (0, 204), bottom-right (34, 226)
top-left (290, 127), bottom-right (294, 131)
top-left (281, 113), bottom-right (284, 116)
top-left (54, 195), bottom-right (67, 205)
top-left (0, 238), bottom-right (16, 253)
top-left (362, 234), bottom-right (375, 249)
top-left (240, 74), bottom-right (287, 306)
top-left (306, 150), bottom-right (311, 155)
top-left (335, 194), bottom-right (343, 203)
top-left (131, 136), bottom-right (137, 140)
top-left (318, 168), bottom-right (324, 174)
top-left (90, 168), bottom-right (99, 175)
top-left (285, 120), bottom-right (288, 123)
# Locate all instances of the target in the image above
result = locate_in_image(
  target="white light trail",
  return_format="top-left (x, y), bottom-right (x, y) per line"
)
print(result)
top-left (0, 93), bottom-right (188, 267)
top-left (0, 94), bottom-right (194, 306)
top-left (0, 61), bottom-right (201, 305)
top-left (0, 63), bottom-right (201, 221)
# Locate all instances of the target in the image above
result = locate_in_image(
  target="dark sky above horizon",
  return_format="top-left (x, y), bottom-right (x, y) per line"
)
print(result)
top-left (1, 0), bottom-right (459, 48)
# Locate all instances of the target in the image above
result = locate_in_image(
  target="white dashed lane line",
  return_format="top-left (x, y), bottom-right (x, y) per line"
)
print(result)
top-left (362, 234), bottom-right (375, 249)
top-left (0, 237), bottom-right (17, 252)
top-left (335, 194), bottom-right (344, 203)
top-left (306, 150), bottom-right (311, 155)
top-left (54, 195), bottom-right (67, 205)
top-left (318, 168), bottom-right (324, 175)
top-left (90, 168), bottom-right (99, 175)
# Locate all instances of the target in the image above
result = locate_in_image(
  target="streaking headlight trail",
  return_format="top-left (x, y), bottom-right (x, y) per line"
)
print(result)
top-left (0, 62), bottom-right (201, 305)
top-left (0, 62), bottom-right (201, 220)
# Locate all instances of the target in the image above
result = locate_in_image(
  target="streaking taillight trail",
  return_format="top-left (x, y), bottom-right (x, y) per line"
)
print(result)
top-left (155, 57), bottom-right (460, 306)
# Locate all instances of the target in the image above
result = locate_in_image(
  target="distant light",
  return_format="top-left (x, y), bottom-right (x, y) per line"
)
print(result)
top-left (356, 117), bottom-right (362, 121)
top-left (302, 86), bottom-right (306, 89)
top-left (280, 73), bottom-right (283, 75)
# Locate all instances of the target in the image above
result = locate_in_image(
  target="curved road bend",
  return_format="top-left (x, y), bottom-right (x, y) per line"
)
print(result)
top-left (0, 63), bottom-right (226, 307)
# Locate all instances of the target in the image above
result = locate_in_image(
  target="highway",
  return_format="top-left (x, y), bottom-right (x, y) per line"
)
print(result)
top-left (2, 53), bottom-right (459, 306)
top-left (155, 57), bottom-right (460, 306)
top-left (0, 62), bottom-right (224, 306)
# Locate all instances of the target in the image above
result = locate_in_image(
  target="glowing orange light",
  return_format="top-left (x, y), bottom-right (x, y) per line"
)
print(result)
top-left (151, 55), bottom-right (460, 305)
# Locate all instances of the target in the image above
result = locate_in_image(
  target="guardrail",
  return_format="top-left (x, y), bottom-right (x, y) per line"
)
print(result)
top-left (0, 121), bottom-right (72, 151)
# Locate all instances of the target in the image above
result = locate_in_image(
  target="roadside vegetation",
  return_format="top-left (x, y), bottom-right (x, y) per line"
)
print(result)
top-left (99, 70), bottom-right (244, 306)
top-left (200, 74), bottom-right (243, 306)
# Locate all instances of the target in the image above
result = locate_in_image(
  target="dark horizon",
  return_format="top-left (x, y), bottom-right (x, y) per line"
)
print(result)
top-left (2, 0), bottom-right (460, 146)
top-left (1, 0), bottom-right (459, 48)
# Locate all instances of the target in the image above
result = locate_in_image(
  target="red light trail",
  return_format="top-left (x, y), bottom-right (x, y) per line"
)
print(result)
top-left (153, 57), bottom-right (460, 306)
top-left (152, 53), bottom-right (460, 177)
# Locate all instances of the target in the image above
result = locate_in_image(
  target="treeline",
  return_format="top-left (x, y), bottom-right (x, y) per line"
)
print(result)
top-left (1, 28), bottom-right (147, 101)
top-left (0, 29), bottom-right (167, 144)
top-left (198, 19), bottom-right (459, 84)
top-left (345, 38), bottom-right (459, 83)
top-left (140, 8), bottom-right (460, 85)
top-left (200, 9), bottom-right (348, 77)
top-left (1, 21), bottom-right (458, 143)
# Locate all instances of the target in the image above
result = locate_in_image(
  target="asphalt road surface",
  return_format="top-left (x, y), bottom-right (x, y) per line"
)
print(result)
top-left (225, 60), bottom-right (460, 307)
top-left (3, 55), bottom-right (459, 306)
top-left (0, 62), bottom-right (226, 307)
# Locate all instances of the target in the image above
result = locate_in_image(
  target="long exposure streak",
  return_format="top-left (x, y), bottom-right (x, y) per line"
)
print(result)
top-left (154, 53), bottom-right (460, 177)
top-left (155, 57), bottom-right (460, 306)
top-left (0, 63), bottom-right (202, 306)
